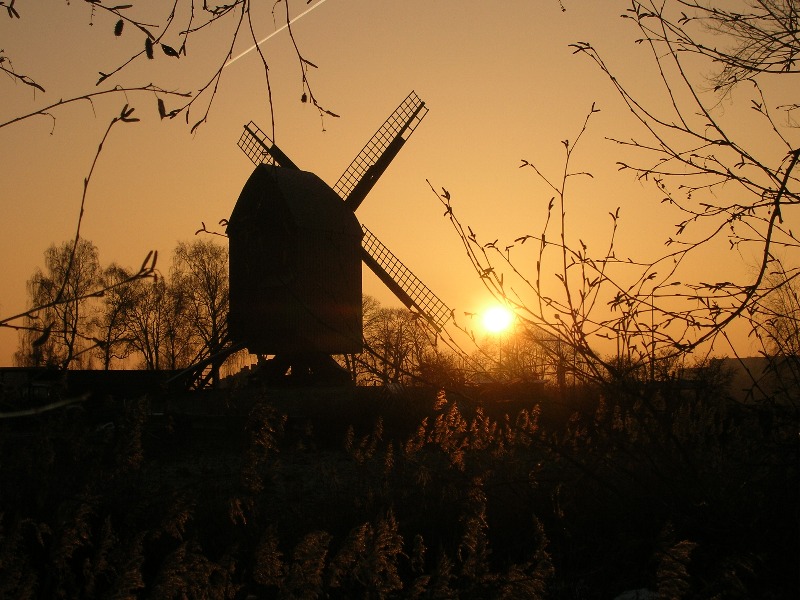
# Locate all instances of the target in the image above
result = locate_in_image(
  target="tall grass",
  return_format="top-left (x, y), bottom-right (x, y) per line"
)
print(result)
top-left (0, 377), bottom-right (796, 598)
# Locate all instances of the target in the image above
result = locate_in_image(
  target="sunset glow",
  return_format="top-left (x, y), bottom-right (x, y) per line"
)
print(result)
top-left (482, 305), bottom-right (514, 334)
top-left (0, 1), bottom-right (785, 366)
top-left (0, 5), bottom-right (792, 596)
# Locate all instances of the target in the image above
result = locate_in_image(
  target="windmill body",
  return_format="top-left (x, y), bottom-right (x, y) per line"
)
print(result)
top-left (227, 91), bottom-right (451, 382)
top-left (227, 165), bottom-right (363, 356)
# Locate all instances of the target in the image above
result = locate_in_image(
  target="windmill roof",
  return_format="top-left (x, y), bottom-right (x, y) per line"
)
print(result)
top-left (229, 164), bottom-right (361, 237)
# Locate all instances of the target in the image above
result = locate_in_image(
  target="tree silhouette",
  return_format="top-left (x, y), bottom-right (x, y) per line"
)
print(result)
top-left (635, 0), bottom-right (800, 95)
top-left (171, 239), bottom-right (230, 384)
top-left (121, 276), bottom-right (171, 370)
top-left (15, 239), bottom-right (100, 368)
top-left (92, 263), bottom-right (138, 369)
top-left (1, 0), bottom-right (335, 136)
top-left (436, 0), bottom-right (799, 396)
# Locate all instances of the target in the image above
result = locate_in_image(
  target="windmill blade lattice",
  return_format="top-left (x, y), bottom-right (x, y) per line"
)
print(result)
top-left (361, 225), bottom-right (451, 332)
top-left (334, 91), bottom-right (428, 212)
top-left (238, 121), bottom-right (299, 169)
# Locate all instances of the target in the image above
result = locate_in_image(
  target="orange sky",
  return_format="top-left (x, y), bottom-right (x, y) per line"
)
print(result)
top-left (1, 0), bottom-right (795, 366)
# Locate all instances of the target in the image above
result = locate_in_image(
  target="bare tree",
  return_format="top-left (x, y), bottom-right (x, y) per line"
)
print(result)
top-left (13, 238), bottom-right (228, 373)
top-left (123, 276), bottom-right (171, 371)
top-left (1, 1), bottom-right (336, 136)
top-left (634, 0), bottom-right (800, 95)
top-left (352, 299), bottom-right (455, 387)
top-left (576, 0), bottom-right (800, 374)
top-left (364, 307), bottom-right (423, 386)
top-left (121, 269), bottom-right (195, 372)
top-left (435, 0), bottom-right (798, 388)
top-left (2, 104), bottom-right (158, 367)
top-left (472, 323), bottom-right (562, 385)
top-left (171, 239), bottom-right (229, 384)
top-left (338, 295), bottom-right (380, 382)
top-left (15, 239), bottom-right (100, 368)
top-left (91, 263), bottom-right (137, 369)
top-left (748, 260), bottom-right (800, 405)
top-left (159, 280), bottom-right (197, 371)
top-left (581, 0), bottom-right (799, 343)
top-left (757, 262), bottom-right (800, 358)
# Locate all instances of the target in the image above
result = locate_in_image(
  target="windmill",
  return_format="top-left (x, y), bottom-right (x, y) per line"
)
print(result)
top-left (226, 91), bottom-right (451, 383)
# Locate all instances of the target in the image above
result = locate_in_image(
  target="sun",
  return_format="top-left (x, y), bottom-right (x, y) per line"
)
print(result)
top-left (482, 305), bottom-right (514, 334)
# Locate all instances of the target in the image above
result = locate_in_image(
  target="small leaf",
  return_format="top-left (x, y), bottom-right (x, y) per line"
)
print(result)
top-left (301, 92), bottom-right (307, 103)
top-left (114, 19), bottom-right (124, 36)
top-left (161, 44), bottom-right (180, 58)
top-left (139, 250), bottom-right (154, 273)
top-left (120, 104), bottom-right (139, 122)
top-left (145, 38), bottom-right (154, 59)
top-left (190, 118), bottom-right (205, 134)
top-left (157, 98), bottom-right (166, 119)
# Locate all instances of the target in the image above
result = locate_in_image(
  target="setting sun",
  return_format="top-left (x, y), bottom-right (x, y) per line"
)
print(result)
top-left (482, 305), bottom-right (514, 333)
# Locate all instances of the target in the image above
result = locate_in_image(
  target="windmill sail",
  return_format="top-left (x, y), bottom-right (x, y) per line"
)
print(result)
top-left (238, 121), bottom-right (299, 170)
top-left (334, 91), bottom-right (428, 212)
top-left (361, 225), bottom-right (451, 332)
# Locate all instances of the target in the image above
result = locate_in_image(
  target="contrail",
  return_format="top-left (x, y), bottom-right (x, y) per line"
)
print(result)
top-left (225, 0), bottom-right (332, 68)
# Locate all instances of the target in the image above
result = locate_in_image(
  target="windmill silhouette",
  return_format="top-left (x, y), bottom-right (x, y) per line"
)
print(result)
top-left (226, 91), bottom-right (452, 383)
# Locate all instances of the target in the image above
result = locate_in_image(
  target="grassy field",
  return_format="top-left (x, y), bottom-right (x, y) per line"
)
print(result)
top-left (1, 380), bottom-right (797, 598)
